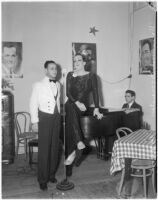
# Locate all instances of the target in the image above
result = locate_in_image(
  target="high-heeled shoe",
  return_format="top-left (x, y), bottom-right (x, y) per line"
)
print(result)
top-left (66, 164), bottom-right (73, 177)
top-left (64, 151), bottom-right (76, 165)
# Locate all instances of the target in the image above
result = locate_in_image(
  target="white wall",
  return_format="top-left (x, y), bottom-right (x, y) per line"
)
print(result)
top-left (131, 4), bottom-right (156, 130)
top-left (2, 2), bottom-right (156, 155)
top-left (2, 2), bottom-right (155, 130)
top-left (2, 2), bottom-right (130, 112)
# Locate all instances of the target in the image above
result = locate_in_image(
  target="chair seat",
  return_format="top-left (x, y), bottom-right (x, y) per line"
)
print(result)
top-left (19, 132), bottom-right (37, 139)
top-left (28, 139), bottom-right (38, 147)
top-left (131, 159), bottom-right (155, 169)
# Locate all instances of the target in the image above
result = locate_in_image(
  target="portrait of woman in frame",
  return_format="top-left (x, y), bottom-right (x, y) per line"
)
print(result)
top-left (72, 42), bottom-right (97, 74)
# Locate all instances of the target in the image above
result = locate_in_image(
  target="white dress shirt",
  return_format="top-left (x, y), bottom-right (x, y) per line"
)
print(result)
top-left (128, 101), bottom-right (134, 108)
top-left (30, 76), bottom-right (60, 123)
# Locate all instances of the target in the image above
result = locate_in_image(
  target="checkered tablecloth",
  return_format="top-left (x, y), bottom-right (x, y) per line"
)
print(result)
top-left (110, 129), bottom-right (156, 175)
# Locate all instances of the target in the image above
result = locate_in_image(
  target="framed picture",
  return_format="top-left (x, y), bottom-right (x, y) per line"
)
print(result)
top-left (139, 38), bottom-right (154, 75)
top-left (72, 42), bottom-right (97, 73)
top-left (2, 41), bottom-right (23, 78)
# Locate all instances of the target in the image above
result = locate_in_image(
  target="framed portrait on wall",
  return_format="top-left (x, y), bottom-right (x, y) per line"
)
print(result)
top-left (2, 41), bottom-right (23, 78)
top-left (139, 38), bottom-right (154, 75)
top-left (72, 42), bottom-right (97, 73)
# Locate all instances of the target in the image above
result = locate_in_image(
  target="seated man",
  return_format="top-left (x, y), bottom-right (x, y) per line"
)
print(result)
top-left (122, 90), bottom-right (143, 131)
top-left (117, 90), bottom-right (143, 197)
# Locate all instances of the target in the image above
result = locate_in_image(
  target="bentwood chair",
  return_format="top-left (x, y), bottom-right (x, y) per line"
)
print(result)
top-left (116, 127), bottom-right (132, 139)
top-left (116, 127), bottom-right (156, 198)
top-left (14, 112), bottom-right (37, 158)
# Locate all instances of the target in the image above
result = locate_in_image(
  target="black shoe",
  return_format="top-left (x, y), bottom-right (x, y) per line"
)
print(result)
top-left (49, 177), bottom-right (57, 183)
top-left (66, 165), bottom-right (72, 177)
top-left (75, 149), bottom-right (83, 167)
top-left (39, 183), bottom-right (47, 190)
top-left (83, 146), bottom-right (92, 155)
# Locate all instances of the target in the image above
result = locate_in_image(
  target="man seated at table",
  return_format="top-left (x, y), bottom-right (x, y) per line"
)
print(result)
top-left (116, 90), bottom-right (143, 197)
top-left (122, 90), bottom-right (143, 131)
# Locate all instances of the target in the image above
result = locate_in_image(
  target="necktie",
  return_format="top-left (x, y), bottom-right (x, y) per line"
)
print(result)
top-left (49, 79), bottom-right (56, 83)
top-left (127, 104), bottom-right (129, 108)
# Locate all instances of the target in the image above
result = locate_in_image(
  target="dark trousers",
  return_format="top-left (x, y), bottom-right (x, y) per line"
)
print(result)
top-left (38, 111), bottom-right (61, 184)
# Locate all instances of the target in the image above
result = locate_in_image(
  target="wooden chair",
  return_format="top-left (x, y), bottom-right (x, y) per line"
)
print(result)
top-left (116, 127), bottom-right (156, 198)
top-left (116, 127), bottom-right (132, 139)
top-left (14, 112), bottom-right (37, 158)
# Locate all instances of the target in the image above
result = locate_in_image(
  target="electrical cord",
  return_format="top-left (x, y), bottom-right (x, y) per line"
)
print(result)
top-left (100, 74), bottom-right (132, 84)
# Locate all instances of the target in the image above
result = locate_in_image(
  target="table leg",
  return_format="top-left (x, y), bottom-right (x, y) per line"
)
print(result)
top-left (121, 158), bottom-right (133, 197)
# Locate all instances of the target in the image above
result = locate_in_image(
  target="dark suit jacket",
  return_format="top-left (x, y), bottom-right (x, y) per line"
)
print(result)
top-left (122, 101), bottom-right (143, 131)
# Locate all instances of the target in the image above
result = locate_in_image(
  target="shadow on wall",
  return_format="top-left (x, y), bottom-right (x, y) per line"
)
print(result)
top-left (56, 63), bottom-right (64, 105)
top-left (88, 74), bottom-right (104, 108)
top-left (56, 63), bottom-right (62, 81)
top-left (142, 121), bottom-right (151, 130)
top-left (97, 75), bottom-right (104, 107)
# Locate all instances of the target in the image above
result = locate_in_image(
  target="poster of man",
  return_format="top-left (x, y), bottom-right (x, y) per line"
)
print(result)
top-left (72, 43), bottom-right (97, 73)
top-left (2, 42), bottom-right (23, 78)
top-left (139, 38), bottom-right (154, 75)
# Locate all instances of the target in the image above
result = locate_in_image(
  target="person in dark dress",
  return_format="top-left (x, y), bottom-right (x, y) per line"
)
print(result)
top-left (65, 53), bottom-right (103, 176)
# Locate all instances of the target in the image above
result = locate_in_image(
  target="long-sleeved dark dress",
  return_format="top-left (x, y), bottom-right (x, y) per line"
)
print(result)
top-left (65, 71), bottom-right (99, 158)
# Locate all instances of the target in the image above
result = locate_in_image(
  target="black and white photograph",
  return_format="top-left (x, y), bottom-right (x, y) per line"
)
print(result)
top-left (2, 41), bottom-right (23, 78)
top-left (139, 38), bottom-right (154, 75)
top-left (72, 42), bottom-right (97, 73)
top-left (2, 1), bottom-right (157, 199)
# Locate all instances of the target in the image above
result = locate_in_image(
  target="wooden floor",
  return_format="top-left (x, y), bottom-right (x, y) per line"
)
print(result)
top-left (2, 151), bottom-right (157, 199)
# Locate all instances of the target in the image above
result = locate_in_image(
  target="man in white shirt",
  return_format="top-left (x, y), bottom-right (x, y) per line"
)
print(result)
top-left (30, 60), bottom-right (61, 190)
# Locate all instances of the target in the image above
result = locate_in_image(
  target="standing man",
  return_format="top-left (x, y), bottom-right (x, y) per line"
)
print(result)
top-left (30, 60), bottom-right (61, 190)
top-left (122, 90), bottom-right (143, 131)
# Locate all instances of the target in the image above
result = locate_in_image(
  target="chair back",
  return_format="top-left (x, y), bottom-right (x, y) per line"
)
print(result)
top-left (116, 127), bottom-right (132, 139)
top-left (14, 112), bottom-right (32, 138)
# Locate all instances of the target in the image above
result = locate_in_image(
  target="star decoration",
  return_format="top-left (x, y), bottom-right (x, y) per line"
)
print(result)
top-left (89, 26), bottom-right (99, 36)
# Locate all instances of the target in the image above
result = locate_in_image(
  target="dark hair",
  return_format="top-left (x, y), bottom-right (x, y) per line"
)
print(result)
top-left (2, 42), bottom-right (22, 61)
top-left (125, 90), bottom-right (136, 97)
top-left (44, 60), bottom-right (56, 69)
top-left (142, 40), bottom-right (152, 51)
top-left (74, 53), bottom-right (87, 62)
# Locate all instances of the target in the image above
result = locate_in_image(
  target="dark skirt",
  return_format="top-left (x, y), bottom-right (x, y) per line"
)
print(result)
top-left (65, 100), bottom-right (85, 158)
